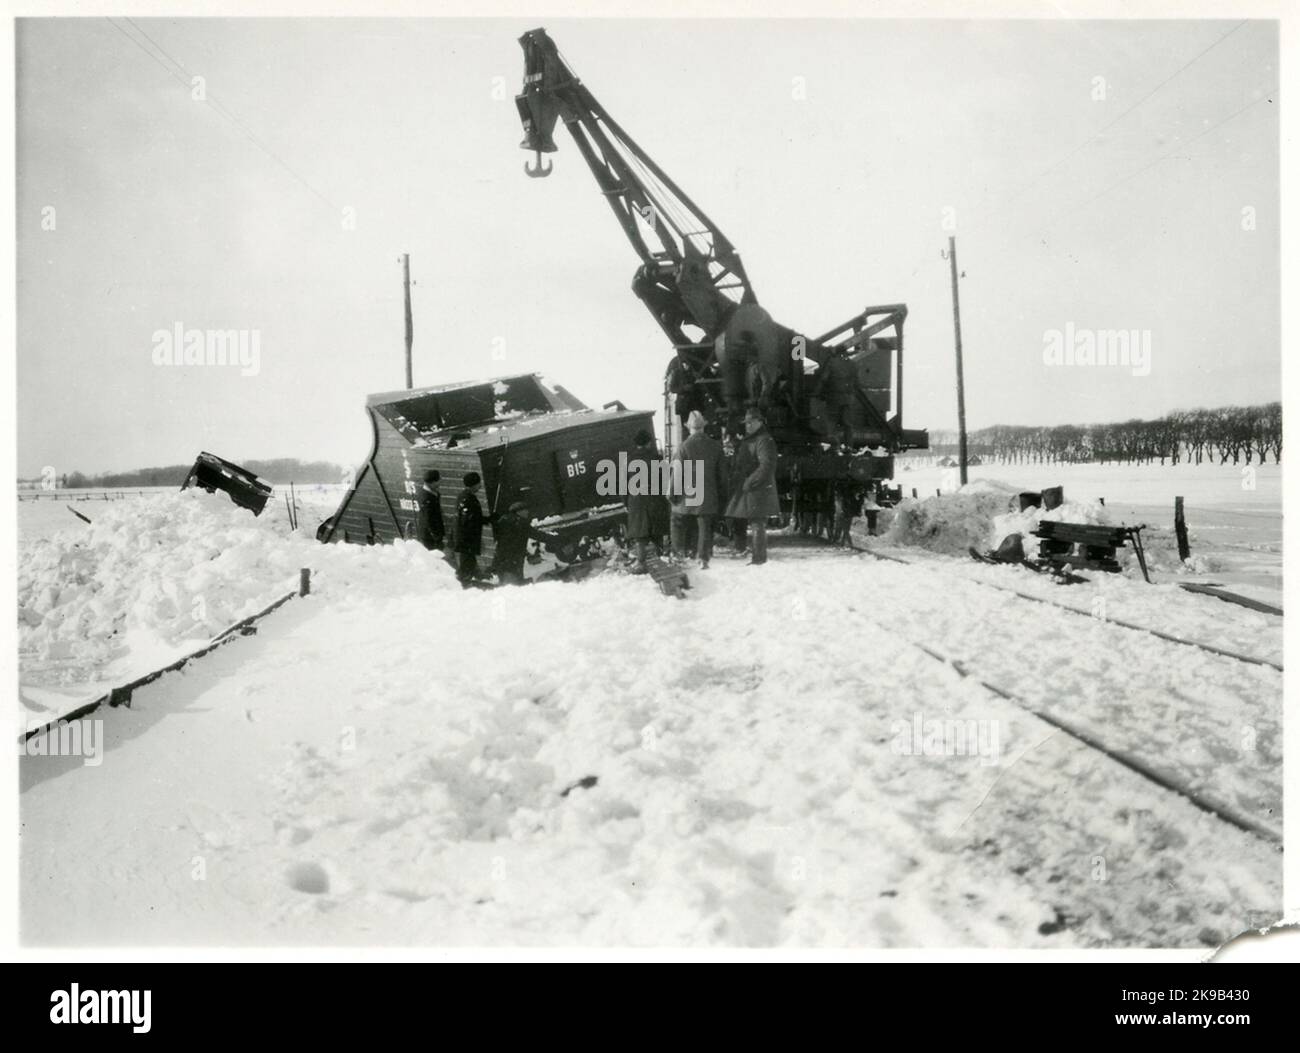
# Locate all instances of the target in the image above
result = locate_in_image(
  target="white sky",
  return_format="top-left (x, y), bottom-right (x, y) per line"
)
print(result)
top-left (16, 16), bottom-right (1279, 477)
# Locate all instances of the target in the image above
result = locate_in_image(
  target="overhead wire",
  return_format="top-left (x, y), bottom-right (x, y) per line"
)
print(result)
top-left (107, 17), bottom-right (339, 212)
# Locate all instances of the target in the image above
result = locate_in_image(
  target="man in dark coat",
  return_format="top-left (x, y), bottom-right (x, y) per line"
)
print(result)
top-left (674, 410), bottom-right (728, 568)
top-left (624, 429), bottom-right (667, 574)
top-left (490, 501), bottom-right (533, 585)
top-left (454, 471), bottom-right (485, 588)
top-left (724, 408), bottom-right (780, 565)
top-left (416, 469), bottom-right (444, 550)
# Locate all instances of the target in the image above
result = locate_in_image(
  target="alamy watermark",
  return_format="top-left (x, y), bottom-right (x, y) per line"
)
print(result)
top-left (50, 984), bottom-right (150, 1033)
top-left (1043, 323), bottom-right (1151, 377)
top-left (151, 323), bottom-right (261, 376)
top-left (595, 453), bottom-right (703, 507)
top-left (19, 718), bottom-right (104, 766)
top-left (891, 712), bottom-right (1001, 766)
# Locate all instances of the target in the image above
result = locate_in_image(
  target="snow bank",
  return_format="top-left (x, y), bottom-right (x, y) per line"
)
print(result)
top-left (882, 480), bottom-right (1114, 557)
top-left (880, 480), bottom-right (1015, 555)
top-left (18, 489), bottom-right (457, 696)
top-left (891, 461), bottom-right (1278, 596)
top-left (20, 490), bottom-right (294, 687)
top-left (989, 496), bottom-right (1113, 548)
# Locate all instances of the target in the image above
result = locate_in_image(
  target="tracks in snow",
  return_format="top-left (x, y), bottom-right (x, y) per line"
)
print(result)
top-left (850, 541), bottom-right (1281, 671)
top-left (852, 604), bottom-right (1281, 845)
top-left (770, 534), bottom-right (1282, 845)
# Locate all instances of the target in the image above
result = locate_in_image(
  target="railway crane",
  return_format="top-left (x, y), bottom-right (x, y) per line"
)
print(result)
top-left (515, 28), bottom-right (927, 515)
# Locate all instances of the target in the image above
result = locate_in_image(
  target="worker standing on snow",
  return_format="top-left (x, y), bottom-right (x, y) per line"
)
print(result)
top-left (416, 469), bottom-right (444, 550)
top-left (668, 486), bottom-right (695, 562)
top-left (454, 472), bottom-right (485, 587)
top-left (490, 501), bottom-right (533, 585)
top-left (625, 429), bottom-right (664, 574)
top-left (725, 408), bottom-right (780, 566)
top-left (676, 410), bottom-right (727, 569)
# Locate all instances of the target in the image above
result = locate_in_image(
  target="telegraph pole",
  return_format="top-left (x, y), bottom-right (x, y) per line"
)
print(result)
top-left (947, 235), bottom-right (969, 485)
top-left (401, 253), bottom-right (414, 389)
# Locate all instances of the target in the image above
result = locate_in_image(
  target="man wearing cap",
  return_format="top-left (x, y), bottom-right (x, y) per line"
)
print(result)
top-left (454, 472), bottom-right (485, 587)
top-left (415, 469), bottom-right (444, 550)
top-left (725, 408), bottom-right (780, 565)
top-left (674, 410), bottom-right (728, 569)
top-left (491, 500), bottom-right (533, 585)
top-left (625, 429), bottom-right (668, 574)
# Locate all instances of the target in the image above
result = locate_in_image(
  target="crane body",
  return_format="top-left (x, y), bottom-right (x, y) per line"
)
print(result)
top-left (516, 27), bottom-right (927, 514)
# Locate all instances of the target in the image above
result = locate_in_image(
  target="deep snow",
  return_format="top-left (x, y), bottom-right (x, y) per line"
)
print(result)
top-left (895, 460), bottom-right (1282, 602)
top-left (17, 482), bottom-right (1282, 947)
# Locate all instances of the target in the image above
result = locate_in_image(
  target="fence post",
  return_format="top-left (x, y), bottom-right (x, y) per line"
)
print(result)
top-left (1174, 497), bottom-right (1190, 561)
top-left (299, 568), bottom-right (311, 597)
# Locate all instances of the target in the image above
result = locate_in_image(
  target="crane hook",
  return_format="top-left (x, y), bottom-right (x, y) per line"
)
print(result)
top-left (524, 150), bottom-right (552, 178)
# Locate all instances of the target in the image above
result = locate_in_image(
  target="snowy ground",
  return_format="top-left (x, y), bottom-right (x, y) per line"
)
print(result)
top-left (895, 460), bottom-right (1281, 604)
top-left (17, 484), bottom-right (341, 547)
top-left (17, 477), bottom-right (1282, 947)
top-left (17, 486), bottom-right (343, 728)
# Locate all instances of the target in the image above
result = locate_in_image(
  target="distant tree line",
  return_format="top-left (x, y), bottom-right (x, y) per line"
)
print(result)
top-left (924, 403), bottom-right (1281, 466)
top-left (42, 458), bottom-right (345, 489)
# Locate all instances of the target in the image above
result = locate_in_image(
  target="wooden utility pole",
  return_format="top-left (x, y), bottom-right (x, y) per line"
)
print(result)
top-left (401, 253), bottom-right (414, 389)
top-left (947, 236), bottom-right (969, 485)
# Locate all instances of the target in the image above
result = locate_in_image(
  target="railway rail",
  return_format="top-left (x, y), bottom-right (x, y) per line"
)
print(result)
top-left (762, 531), bottom-right (1282, 844)
top-left (848, 600), bottom-right (1282, 845)
top-left (848, 540), bottom-right (1282, 672)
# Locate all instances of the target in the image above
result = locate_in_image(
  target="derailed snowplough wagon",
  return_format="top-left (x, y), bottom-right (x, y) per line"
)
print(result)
top-left (319, 373), bottom-right (653, 568)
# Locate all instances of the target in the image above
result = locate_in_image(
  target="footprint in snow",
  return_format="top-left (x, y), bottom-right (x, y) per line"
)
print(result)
top-left (286, 861), bottom-right (331, 895)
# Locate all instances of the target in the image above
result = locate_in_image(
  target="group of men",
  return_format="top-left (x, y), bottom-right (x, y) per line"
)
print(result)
top-left (415, 470), bottom-right (532, 589)
top-left (413, 404), bottom-right (791, 586)
top-left (795, 479), bottom-right (865, 546)
top-left (625, 406), bottom-right (780, 573)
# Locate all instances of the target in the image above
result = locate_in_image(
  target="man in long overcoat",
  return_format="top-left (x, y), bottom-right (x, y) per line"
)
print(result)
top-left (674, 410), bottom-right (728, 568)
top-left (724, 408), bottom-right (780, 566)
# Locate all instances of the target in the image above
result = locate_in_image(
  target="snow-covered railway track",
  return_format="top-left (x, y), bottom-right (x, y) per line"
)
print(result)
top-left (852, 543), bottom-right (1282, 672)
top-left (768, 534), bottom-right (1281, 845)
top-left (849, 605), bottom-right (1281, 846)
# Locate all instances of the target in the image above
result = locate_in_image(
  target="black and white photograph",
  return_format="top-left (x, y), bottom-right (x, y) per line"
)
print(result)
top-left (6, 1), bottom-right (1296, 969)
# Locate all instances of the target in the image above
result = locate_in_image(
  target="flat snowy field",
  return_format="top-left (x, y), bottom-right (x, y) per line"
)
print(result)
top-left (898, 460), bottom-right (1282, 603)
top-left (16, 465), bottom-right (1283, 947)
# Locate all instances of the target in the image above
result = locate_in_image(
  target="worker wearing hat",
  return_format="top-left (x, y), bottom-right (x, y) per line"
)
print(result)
top-left (625, 429), bottom-right (669, 574)
top-left (415, 469), bottom-right (444, 551)
top-left (673, 409), bottom-right (728, 569)
top-left (490, 500), bottom-right (534, 586)
top-left (453, 471), bottom-right (485, 587)
top-left (724, 407), bottom-right (780, 565)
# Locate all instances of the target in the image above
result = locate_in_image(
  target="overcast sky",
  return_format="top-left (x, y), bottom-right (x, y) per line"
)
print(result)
top-left (16, 17), bottom-right (1279, 476)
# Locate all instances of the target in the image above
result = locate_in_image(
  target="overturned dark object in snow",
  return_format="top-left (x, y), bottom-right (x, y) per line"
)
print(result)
top-left (969, 534), bottom-right (1086, 584)
top-left (181, 451), bottom-right (274, 516)
top-left (1017, 486), bottom-right (1064, 512)
top-left (321, 373), bottom-right (653, 569)
top-left (560, 775), bottom-right (599, 797)
top-left (970, 522), bottom-right (1149, 584)
top-left (1034, 521), bottom-right (1150, 582)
